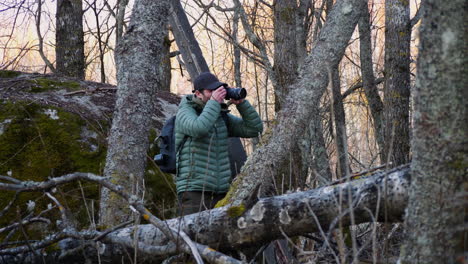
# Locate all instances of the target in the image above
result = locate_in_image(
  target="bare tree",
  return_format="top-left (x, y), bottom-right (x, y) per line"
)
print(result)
top-left (56, 0), bottom-right (85, 79)
top-left (99, 0), bottom-right (170, 226)
top-left (383, 0), bottom-right (411, 166)
top-left (358, 3), bottom-right (384, 162)
top-left (169, 0), bottom-right (210, 80)
top-left (273, 0), bottom-right (298, 112)
top-left (399, 0), bottom-right (467, 262)
top-left (326, 0), bottom-right (350, 178)
top-left (221, 0), bottom-right (366, 204)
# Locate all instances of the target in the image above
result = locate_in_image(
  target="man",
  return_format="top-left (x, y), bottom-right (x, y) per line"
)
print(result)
top-left (175, 72), bottom-right (263, 216)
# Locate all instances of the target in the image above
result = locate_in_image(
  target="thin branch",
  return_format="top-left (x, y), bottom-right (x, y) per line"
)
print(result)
top-left (0, 172), bottom-right (241, 263)
top-left (34, 0), bottom-right (55, 72)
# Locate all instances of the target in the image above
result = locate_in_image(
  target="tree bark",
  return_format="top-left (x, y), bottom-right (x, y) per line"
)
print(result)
top-left (358, 4), bottom-right (384, 163)
top-left (169, 0), bottom-right (210, 80)
top-left (383, 0), bottom-right (411, 166)
top-left (0, 166), bottom-right (410, 262)
top-left (56, 0), bottom-right (85, 79)
top-left (161, 34), bottom-right (172, 92)
top-left (101, 166), bottom-right (410, 252)
top-left (99, 0), bottom-right (170, 226)
top-left (223, 0), bottom-right (366, 204)
top-left (273, 0), bottom-right (298, 112)
top-left (399, 0), bottom-right (467, 262)
top-left (232, 9), bottom-right (242, 88)
top-left (330, 65), bottom-right (349, 178)
top-left (307, 115), bottom-right (333, 185)
top-left (272, 0), bottom-right (306, 191)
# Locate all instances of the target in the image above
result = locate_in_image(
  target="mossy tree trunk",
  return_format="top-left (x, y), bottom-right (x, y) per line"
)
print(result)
top-left (56, 0), bottom-right (85, 79)
top-left (99, 0), bottom-right (171, 226)
top-left (383, 0), bottom-right (411, 166)
top-left (399, 0), bottom-right (467, 262)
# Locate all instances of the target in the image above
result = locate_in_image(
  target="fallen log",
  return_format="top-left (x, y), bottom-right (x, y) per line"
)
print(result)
top-left (0, 165), bottom-right (409, 262)
top-left (107, 165), bottom-right (410, 251)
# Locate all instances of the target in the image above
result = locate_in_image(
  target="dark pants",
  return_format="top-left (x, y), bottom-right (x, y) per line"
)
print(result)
top-left (178, 191), bottom-right (225, 216)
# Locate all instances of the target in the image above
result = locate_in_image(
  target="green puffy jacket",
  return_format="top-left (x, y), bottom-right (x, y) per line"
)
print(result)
top-left (175, 95), bottom-right (263, 194)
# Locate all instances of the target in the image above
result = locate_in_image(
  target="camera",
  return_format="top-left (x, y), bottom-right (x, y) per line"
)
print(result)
top-left (225, 87), bottom-right (247, 100)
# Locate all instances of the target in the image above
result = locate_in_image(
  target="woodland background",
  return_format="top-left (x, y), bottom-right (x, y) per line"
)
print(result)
top-left (0, 0), bottom-right (465, 263)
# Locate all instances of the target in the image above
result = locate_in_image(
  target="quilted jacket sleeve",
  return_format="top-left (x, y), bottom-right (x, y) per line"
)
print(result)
top-left (228, 100), bottom-right (263, 138)
top-left (176, 99), bottom-right (221, 138)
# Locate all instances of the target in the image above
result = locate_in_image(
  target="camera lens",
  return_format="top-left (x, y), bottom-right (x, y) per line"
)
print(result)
top-left (225, 87), bottom-right (247, 100)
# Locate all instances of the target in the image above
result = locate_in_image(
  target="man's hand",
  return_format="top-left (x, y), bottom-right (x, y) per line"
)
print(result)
top-left (229, 99), bottom-right (244, 105)
top-left (211, 87), bottom-right (226, 103)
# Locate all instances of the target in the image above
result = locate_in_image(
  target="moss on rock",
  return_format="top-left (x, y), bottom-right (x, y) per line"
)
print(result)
top-left (0, 100), bottom-right (106, 239)
top-left (0, 70), bottom-right (21, 78)
top-left (0, 98), bottom-right (177, 239)
top-left (29, 78), bottom-right (81, 93)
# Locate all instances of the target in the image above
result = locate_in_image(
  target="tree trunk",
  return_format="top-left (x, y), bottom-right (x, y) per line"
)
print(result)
top-left (0, 166), bottom-right (411, 262)
top-left (99, 0), bottom-right (170, 226)
top-left (161, 34), bottom-right (172, 92)
top-left (307, 115), bottom-right (333, 185)
top-left (232, 9), bottom-right (242, 88)
top-left (273, 0), bottom-right (298, 112)
top-left (358, 4), bottom-right (384, 163)
top-left (399, 0), bottom-right (467, 262)
top-left (223, 0), bottom-right (366, 204)
top-left (383, 0), bottom-right (410, 166)
top-left (56, 0), bottom-right (85, 79)
top-left (272, 0), bottom-right (305, 191)
top-left (169, 0), bottom-right (210, 81)
top-left (102, 166), bottom-right (410, 252)
top-left (330, 61), bottom-right (349, 178)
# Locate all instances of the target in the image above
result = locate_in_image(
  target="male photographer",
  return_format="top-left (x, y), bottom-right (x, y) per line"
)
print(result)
top-left (175, 72), bottom-right (263, 216)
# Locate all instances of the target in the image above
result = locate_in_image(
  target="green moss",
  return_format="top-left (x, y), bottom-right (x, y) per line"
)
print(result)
top-left (227, 204), bottom-right (246, 218)
top-left (0, 70), bottom-right (21, 78)
top-left (448, 157), bottom-right (468, 170)
top-left (45, 242), bottom-right (60, 253)
top-left (279, 7), bottom-right (295, 23)
top-left (0, 99), bottom-right (178, 239)
top-left (29, 78), bottom-right (81, 93)
top-left (215, 175), bottom-right (242, 208)
top-left (0, 100), bottom-right (106, 240)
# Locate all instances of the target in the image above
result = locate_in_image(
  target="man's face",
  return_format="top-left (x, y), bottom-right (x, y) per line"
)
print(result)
top-left (195, 89), bottom-right (212, 103)
top-left (195, 85), bottom-right (224, 103)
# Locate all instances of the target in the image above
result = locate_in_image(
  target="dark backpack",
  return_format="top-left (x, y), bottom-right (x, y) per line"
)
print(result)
top-left (153, 116), bottom-right (180, 173)
top-left (154, 115), bottom-right (247, 176)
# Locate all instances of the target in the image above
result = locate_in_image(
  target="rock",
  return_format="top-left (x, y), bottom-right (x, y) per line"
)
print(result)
top-left (0, 71), bottom-right (181, 238)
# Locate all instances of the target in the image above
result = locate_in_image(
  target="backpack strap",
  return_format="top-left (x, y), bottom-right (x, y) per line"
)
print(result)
top-left (175, 135), bottom-right (188, 175)
top-left (221, 110), bottom-right (230, 129)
